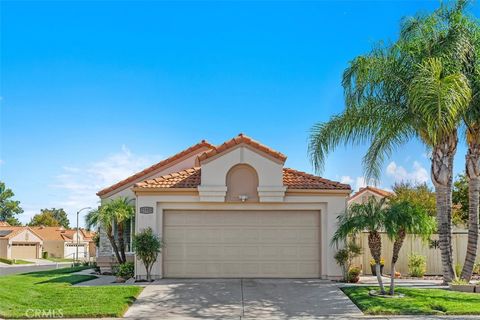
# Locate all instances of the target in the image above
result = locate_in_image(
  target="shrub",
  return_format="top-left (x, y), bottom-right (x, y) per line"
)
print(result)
top-left (451, 278), bottom-right (469, 285)
top-left (133, 227), bottom-right (164, 282)
top-left (334, 242), bottom-right (362, 282)
top-left (348, 266), bottom-right (361, 283)
top-left (0, 258), bottom-right (13, 265)
top-left (369, 257), bottom-right (385, 266)
top-left (408, 253), bottom-right (426, 277)
top-left (473, 261), bottom-right (480, 275)
top-left (454, 263), bottom-right (462, 278)
top-left (116, 262), bottom-right (134, 279)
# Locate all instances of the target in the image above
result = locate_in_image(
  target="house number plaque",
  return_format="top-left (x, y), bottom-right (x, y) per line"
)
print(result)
top-left (139, 206), bottom-right (154, 214)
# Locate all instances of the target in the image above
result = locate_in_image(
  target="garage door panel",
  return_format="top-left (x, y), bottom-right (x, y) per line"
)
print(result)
top-left (11, 244), bottom-right (37, 259)
top-left (163, 210), bottom-right (320, 278)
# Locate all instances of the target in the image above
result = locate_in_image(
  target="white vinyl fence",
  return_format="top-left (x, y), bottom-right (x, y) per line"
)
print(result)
top-left (353, 230), bottom-right (480, 276)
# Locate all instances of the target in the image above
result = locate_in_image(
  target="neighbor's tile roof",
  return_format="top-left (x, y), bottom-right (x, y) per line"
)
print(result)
top-left (29, 227), bottom-right (69, 241)
top-left (197, 134), bottom-right (287, 163)
top-left (349, 186), bottom-right (393, 201)
top-left (0, 221), bottom-right (10, 226)
top-left (135, 167), bottom-right (350, 190)
top-left (97, 140), bottom-right (214, 197)
top-left (29, 226), bottom-right (95, 242)
top-left (0, 226), bottom-right (43, 241)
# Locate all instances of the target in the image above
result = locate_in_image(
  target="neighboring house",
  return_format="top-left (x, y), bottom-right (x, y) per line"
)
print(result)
top-left (348, 186), bottom-right (393, 205)
top-left (97, 134), bottom-right (351, 279)
top-left (30, 226), bottom-right (96, 259)
top-left (0, 224), bottom-right (43, 260)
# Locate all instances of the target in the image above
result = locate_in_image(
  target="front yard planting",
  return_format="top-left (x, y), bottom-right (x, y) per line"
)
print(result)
top-left (343, 286), bottom-right (480, 315)
top-left (0, 266), bottom-right (143, 318)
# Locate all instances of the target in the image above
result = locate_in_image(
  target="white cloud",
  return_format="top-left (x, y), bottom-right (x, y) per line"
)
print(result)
top-left (339, 175), bottom-right (376, 191)
top-left (47, 146), bottom-right (162, 227)
top-left (340, 176), bottom-right (354, 185)
top-left (386, 160), bottom-right (429, 184)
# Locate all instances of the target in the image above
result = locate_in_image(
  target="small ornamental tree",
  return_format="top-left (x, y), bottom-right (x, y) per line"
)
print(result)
top-left (133, 228), bottom-right (164, 282)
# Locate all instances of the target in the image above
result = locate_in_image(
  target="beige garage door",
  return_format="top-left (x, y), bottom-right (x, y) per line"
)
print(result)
top-left (163, 210), bottom-right (320, 278)
top-left (11, 243), bottom-right (37, 259)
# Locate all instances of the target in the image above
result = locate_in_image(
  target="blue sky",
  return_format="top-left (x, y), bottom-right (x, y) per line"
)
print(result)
top-left (1, 1), bottom-right (479, 226)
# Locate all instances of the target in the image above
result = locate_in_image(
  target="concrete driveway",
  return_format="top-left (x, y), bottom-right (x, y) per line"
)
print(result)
top-left (124, 279), bottom-right (362, 319)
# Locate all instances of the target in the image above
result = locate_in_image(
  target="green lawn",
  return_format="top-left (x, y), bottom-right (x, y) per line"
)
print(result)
top-left (0, 266), bottom-right (143, 318)
top-left (343, 286), bottom-right (480, 315)
top-left (45, 257), bottom-right (75, 263)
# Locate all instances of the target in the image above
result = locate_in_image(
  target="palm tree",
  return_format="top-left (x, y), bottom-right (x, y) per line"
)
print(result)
top-left (110, 197), bottom-right (135, 263)
top-left (85, 197), bottom-right (134, 264)
top-left (454, 10), bottom-right (480, 281)
top-left (332, 198), bottom-right (388, 294)
top-left (385, 200), bottom-right (436, 295)
top-left (310, 2), bottom-right (472, 283)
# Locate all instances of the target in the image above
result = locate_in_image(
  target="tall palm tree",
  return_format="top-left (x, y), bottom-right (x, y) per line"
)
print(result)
top-left (455, 11), bottom-right (480, 281)
top-left (85, 197), bottom-right (134, 264)
top-left (385, 201), bottom-right (436, 295)
top-left (310, 2), bottom-right (472, 283)
top-left (332, 198), bottom-right (388, 294)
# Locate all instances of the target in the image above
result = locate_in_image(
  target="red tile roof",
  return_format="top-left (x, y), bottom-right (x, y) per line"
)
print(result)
top-left (134, 167), bottom-right (350, 190)
top-left (97, 140), bottom-right (214, 197)
top-left (29, 227), bottom-right (96, 242)
top-left (0, 221), bottom-right (10, 226)
top-left (0, 226), bottom-right (43, 241)
top-left (197, 134), bottom-right (287, 163)
top-left (282, 168), bottom-right (351, 190)
top-left (349, 186), bottom-right (393, 201)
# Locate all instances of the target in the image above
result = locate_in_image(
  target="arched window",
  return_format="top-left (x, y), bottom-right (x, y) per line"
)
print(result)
top-left (225, 164), bottom-right (259, 202)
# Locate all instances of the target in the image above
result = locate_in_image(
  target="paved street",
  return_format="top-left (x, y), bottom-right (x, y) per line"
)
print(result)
top-left (0, 260), bottom-right (71, 276)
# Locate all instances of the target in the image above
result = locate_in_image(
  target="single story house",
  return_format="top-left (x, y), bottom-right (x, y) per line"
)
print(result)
top-left (348, 186), bottom-right (393, 205)
top-left (31, 226), bottom-right (96, 259)
top-left (97, 134), bottom-right (351, 279)
top-left (0, 224), bottom-right (43, 260)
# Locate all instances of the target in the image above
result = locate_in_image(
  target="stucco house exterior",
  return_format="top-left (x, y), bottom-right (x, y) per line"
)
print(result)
top-left (97, 134), bottom-right (351, 279)
top-left (0, 224), bottom-right (43, 260)
top-left (30, 226), bottom-right (96, 259)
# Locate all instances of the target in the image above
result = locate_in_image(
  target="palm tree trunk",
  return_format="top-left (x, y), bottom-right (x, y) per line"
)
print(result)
top-left (106, 230), bottom-right (122, 264)
top-left (431, 133), bottom-right (457, 283)
top-left (368, 231), bottom-right (385, 294)
top-left (389, 229), bottom-right (406, 295)
top-left (461, 131), bottom-right (480, 281)
top-left (117, 222), bottom-right (127, 264)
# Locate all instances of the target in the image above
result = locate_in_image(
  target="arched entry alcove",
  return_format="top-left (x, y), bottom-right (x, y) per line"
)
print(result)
top-left (225, 164), bottom-right (259, 202)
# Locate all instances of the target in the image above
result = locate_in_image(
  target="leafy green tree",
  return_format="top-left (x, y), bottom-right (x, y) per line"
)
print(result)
top-left (385, 201), bottom-right (436, 295)
top-left (390, 182), bottom-right (436, 217)
top-left (310, 2), bottom-right (473, 282)
top-left (28, 211), bottom-right (60, 227)
top-left (0, 182), bottom-right (23, 225)
top-left (333, 198), bottom-right (388, 294)
top-left (41, 208), bottom-right (70, 229)
top-left (133, 227), bottom-right (164, 282)
top-left (86, 197), bottom-right (134, 264)
top-left (452, 174), bottom-right (468, 225)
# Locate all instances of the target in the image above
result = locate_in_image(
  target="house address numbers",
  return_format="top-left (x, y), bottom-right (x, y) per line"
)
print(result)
top-left (139, 206), bottom-right (154, 214)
